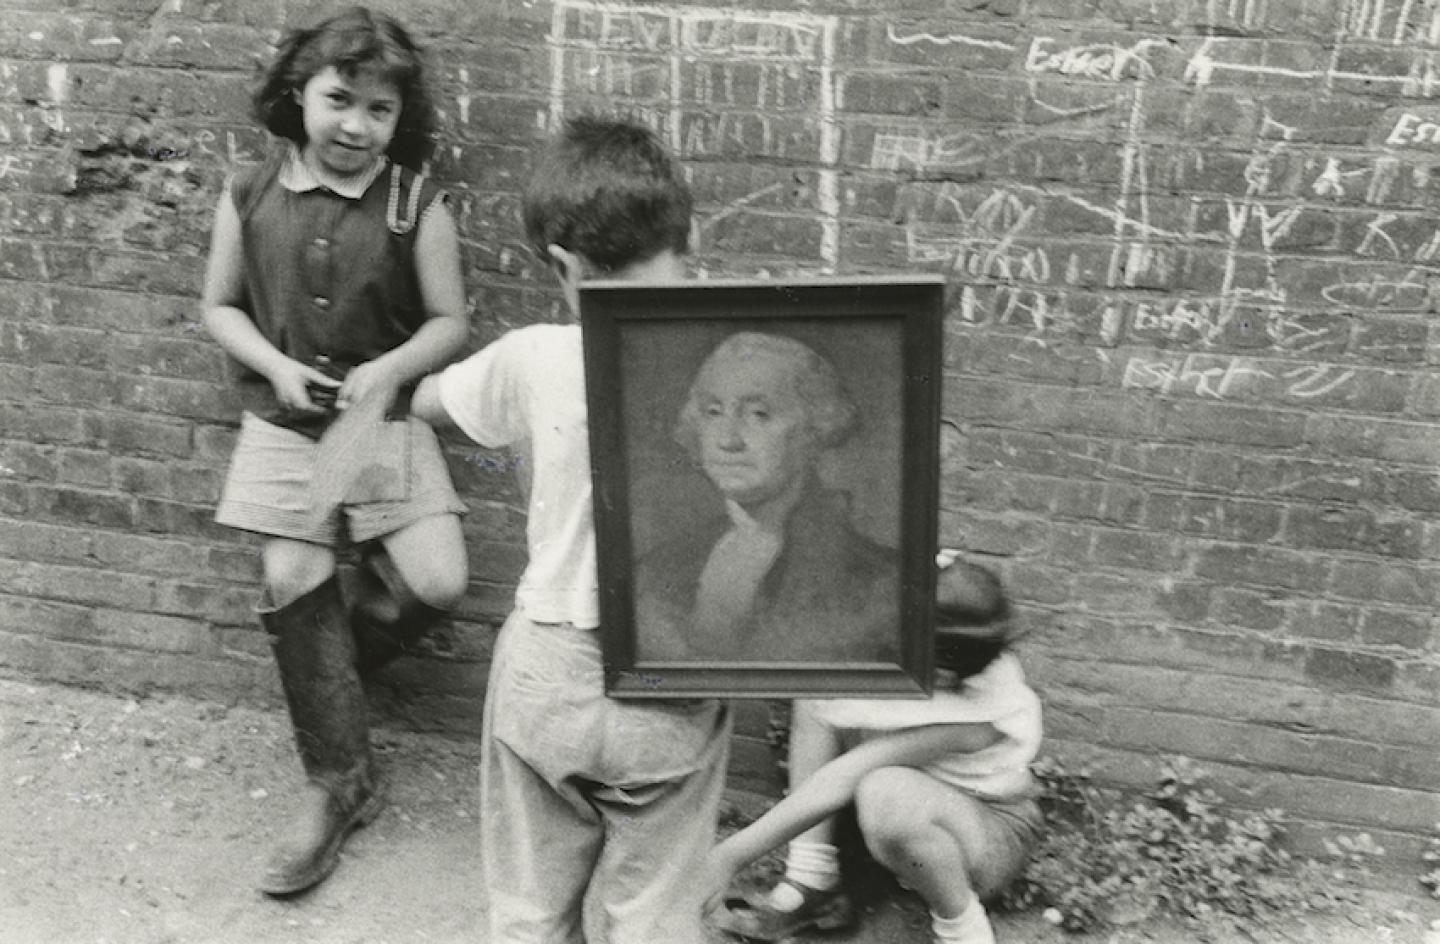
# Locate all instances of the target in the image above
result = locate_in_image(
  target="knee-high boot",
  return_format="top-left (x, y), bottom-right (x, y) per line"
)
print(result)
top-left (350, 543), bottom-right (450, 675)
top-left (258, 576), bottom-right (385, 896)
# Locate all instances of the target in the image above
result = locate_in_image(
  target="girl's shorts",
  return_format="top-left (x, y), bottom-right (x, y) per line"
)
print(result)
top-left (970, 790), bottom-right (1046, 890)
top-left (850, 786), bottom-right (1042, 903)
top-left (215, 412), bottom-right (466, 546)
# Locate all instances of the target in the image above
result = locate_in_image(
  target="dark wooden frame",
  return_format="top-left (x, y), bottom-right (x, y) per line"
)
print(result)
top-left (581, 275), bottom-right (944, 698)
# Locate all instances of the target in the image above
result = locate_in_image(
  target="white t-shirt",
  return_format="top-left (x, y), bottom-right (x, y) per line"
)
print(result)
top-left (436, 324), bottom-right (600, 628)
top-left (801, 652), bottom-right (1043, 800)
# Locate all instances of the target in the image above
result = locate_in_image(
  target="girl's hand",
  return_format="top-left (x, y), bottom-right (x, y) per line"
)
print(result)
top-left (336, 360), bottom-right (403, 412)
top-left (268, 359), bottom-right (342, 414)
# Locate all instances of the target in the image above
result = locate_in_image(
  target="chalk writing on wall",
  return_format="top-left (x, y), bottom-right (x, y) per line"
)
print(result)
top-left (1186, 30), bottom-right (1440, 94)
top-left (1122, 352), bottom-right (1357, 402)
top-left (886, 24), bottom-right (1015, 52)
top-left (548, 0), bottom-right (842, 266)
top-left (1024, 36), bottom-right (1163, 81)
top-left (1384, 110), bottom-right (1440, 148)
top-left (1341, 0), bottom-right (1440, 43)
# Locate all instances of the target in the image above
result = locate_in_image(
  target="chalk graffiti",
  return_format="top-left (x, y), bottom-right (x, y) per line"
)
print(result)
top-left (1321, 277), bottom-right (1428, 308)
top-left (46, 63), bottom-right (66, 105)
top-left (1184, 38), bottom-right (1317, 86)
top-left (1283, 364), bottom-right (1356, 399)
top-left (455, 67), bottom-right (471, 126)
top-left (1385, 111), bottom-right (1440, 148)
top-left (681, 15), bottom-right (823, 57)
top-left (870, 129), bottom-right (989, 174)
top-left (1340, 0), bottom-right (1440, 44)
top-left (1311, 157), bottom-right (1370, 198)
top-left (549, 0), bottom-right (841, 266)
top-left (1185, 34), bottom-right (1433, 93)
top-left (1320, 212), bottom-right (1440, 307)
top-left (903, 187), bottom-right (1052, 291)
top-left (885, 24), bottom-right (1014, 51)
top-left (951, 284), bottom-right (1078, 338)
top-left (1122, 353), bottom-right (1355, 401)
top-left (1049, 189), bottom-right (1197, 243)
top-left (907, 234), bottom-right (1051, 283)
top-left (1110, 287), bottom-right (1330, 350)
top-left (1201, 0), bottom-right (1269, 31)
top-left (0, 155), bottom-right (29, 179)
top-left (1356, 213), bottom-right (1403, 259)
top-left (1224, 200), bottom-right (1302, 251)
top-left (1123, 353), bottom-right (1274, 399)
top-left (560, 49), bottom-right (668, 98)
top-left (698, 182), bottom-right (785, 232)
top-left (1024, 36), bottom-right (1164, 81)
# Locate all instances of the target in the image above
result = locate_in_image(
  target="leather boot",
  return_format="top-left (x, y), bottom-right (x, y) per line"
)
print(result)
top-left (258, 576), bottom-right (386, 896)
top-left (350, 543), bottom-right (449, 674)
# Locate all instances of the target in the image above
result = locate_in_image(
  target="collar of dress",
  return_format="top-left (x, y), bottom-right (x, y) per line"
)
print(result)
top-left (278, 145), bottom-right (386, 200)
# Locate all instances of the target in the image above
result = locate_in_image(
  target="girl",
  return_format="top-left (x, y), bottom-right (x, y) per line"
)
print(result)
top-left (200, 7), bottom-right (469, 896)
top-left (702, 552), bottom-right (1044, 944)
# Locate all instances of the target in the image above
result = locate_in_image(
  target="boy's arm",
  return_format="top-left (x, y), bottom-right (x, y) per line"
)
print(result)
top-left (338, 202), bottom-right (469, 408)
top-left (702, 722), bottom-right (1002, 911)
top-left (200, 190), bottom-right (337, 413)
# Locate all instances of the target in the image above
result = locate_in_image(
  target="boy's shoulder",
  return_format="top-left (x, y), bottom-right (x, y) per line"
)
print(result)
top-left (496, 321), bottom-right (581, 352)
top-left (450, 322), bottom-right (580, 376)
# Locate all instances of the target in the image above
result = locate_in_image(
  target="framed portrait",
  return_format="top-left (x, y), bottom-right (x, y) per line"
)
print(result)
top-left (581, 275), bottom-right (945, 698)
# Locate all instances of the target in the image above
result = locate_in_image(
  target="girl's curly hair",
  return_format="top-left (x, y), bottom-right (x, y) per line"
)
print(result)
top-left (252, 6), bottom-right (438, 171)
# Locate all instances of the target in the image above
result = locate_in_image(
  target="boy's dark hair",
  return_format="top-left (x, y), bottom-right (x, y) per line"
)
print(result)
top-left (253, 6), bottom-right (437, 171)
top-left (522, 114), bottom-right (692, 272)
top-left (933, 559), bottom-right (1011, 682)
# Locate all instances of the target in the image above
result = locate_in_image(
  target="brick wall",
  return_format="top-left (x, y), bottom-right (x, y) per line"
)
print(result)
top-left (1, 0), bottom-right (1437, 876)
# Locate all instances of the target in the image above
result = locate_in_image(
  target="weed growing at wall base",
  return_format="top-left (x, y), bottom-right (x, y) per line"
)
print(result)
top-left (1001, 757), bottom-right (1385, 934)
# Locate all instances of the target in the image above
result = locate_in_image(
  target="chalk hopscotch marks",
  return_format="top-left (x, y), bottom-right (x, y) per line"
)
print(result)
top-left (547, 0), bottom-right (841, 266)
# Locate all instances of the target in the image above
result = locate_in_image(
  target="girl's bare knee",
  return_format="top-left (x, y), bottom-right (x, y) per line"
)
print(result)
top-left (856, 768), bottom-right (929, 847)
top-left (263, 558), bottom-right (335, 608)
top-left (380, 518), bottom-right (467, 609)
top-left (411, 569), bottom-right (467, 610)
top-left (387, 555), bottom-right (467, 610)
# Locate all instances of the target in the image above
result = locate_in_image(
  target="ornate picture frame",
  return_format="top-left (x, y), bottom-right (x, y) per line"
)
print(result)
top-left (581, 275), bottom-right (944, 698)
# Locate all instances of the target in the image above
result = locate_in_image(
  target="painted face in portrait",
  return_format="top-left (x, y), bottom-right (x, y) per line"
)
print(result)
top-left (693, 350), bottom-right (821, 508)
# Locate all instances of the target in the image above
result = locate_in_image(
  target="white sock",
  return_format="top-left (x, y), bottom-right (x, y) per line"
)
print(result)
top-left (766, 840), bottom-right (841, 911)
top-left (932, 898), bottom-right (995, 944)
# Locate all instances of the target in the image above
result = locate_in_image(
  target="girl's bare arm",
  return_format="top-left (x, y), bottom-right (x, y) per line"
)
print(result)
top-left (701, 722), bottom-right (1002, 911)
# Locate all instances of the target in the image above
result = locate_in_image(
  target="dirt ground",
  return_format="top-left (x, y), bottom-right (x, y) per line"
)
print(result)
top-left (1, 676), bottom-right (1435, 944)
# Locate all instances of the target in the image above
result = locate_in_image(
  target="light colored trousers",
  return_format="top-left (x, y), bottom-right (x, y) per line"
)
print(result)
top-left (480, 612), bottom-right (733, 943)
